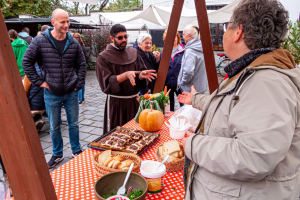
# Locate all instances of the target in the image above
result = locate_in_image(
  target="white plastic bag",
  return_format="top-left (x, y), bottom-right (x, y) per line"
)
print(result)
top-left (171, 105), bottom-right (202, 132)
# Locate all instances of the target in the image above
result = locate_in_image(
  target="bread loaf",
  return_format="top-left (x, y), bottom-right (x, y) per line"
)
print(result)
top-left (163, 140), bottom-right (181, 155)
top-left (98, 150), bottom-right (112, 165)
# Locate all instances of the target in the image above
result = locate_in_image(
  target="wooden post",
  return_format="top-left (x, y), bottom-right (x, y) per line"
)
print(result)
top-left (194, 0), bottom-right (218, 92)
top-left (0, 9), bottom-right (57, 200)
top-left (154, 0), bottom-right (219, 94)
top-left (153, 0), bottom-right (184, 93)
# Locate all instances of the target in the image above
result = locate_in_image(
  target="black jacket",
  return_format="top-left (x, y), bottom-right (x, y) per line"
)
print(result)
top-left (22, 27), bottom-right (86, 96)
top-left (18, 35), bottom-right (33, 45)
top-left (28, 64), bottom-right (45, 111)
top-left (136, 46), bottom-right (159, 92)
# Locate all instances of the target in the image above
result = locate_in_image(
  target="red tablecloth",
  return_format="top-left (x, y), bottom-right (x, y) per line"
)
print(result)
top-left (51, 114), bottom-right (185, 200)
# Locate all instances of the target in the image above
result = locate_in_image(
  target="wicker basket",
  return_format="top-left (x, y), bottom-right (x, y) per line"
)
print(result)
top-left (155, 144), bottom-right (185, 172)
top-left (93, 151), bottom-right (141, 176)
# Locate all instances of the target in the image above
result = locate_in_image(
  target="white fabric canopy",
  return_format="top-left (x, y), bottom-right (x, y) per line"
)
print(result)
top-left (66, 0), bottom-right (97, 5)
top-left (100, 5), bottom-right (215, 28)
top-left (207, 0), bottom-right (242, 23)
top-left (100, 0), bottom-right (299, 26)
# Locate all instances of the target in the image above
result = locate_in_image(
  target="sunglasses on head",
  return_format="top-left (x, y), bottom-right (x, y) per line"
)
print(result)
top-left (115, 34), bottom-right (128, 40)
top-left (223, 22), bottom-right (233, 32)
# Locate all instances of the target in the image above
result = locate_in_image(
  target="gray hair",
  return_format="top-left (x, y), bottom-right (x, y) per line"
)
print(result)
top-left (230, 0), bottom-right (289, 50)
top-left (137, 33), bottom-right (152, 44)
top-left (183, 25), bottom-right (199, 40)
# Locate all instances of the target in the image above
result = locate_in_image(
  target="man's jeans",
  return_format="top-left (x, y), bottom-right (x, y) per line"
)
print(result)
top-left (78, 86), bottom-right (85, 102)
top-left (44, 89), bottom-right (81, 157)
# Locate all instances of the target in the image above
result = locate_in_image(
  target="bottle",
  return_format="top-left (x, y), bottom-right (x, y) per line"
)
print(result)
top-left (164, 99), bottom-right (170, 117)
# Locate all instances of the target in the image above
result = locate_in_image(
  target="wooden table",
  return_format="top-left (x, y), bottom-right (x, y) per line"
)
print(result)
top-left (51, 114), bottom-right (185, 200)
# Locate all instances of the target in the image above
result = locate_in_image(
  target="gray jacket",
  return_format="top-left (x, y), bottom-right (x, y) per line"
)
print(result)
top-left (177, 38), bottom-right (208, 93)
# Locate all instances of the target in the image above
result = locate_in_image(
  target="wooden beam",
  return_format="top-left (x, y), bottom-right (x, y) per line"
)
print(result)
top-left (194, 0), bottom-right (219, 93)
top-left (153, 0), bottom-right (184, 93)
top-left (0, 9), bottom-right (57, 199)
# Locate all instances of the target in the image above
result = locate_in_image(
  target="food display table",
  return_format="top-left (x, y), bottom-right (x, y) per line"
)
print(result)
top-left (51, 114), bottom-right (186, 200)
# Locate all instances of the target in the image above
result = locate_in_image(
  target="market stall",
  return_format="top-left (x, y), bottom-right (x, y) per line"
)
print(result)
top-left (51, 114), bottom-right (186, 200)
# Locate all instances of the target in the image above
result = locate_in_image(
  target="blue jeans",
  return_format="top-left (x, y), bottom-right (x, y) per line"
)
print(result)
top-left (78, 86), bottom-right (85, 102)
top-left (44, 89), bottom-right (81, 156)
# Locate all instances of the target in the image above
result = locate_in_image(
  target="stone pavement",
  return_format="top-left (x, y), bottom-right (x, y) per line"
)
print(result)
top-left (0, 52), bottom-right (225, 178)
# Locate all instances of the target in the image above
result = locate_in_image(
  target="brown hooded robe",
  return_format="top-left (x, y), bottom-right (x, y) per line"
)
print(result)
top-left (96, 44), bottom-right (148, 134)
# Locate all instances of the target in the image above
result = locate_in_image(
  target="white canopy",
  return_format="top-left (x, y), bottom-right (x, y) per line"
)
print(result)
top-left (99, 0), bottom-right (299, 27)
top-left (100, 5), bottom-right (215, 28)
top-left (207, 0), bottom-right (242, 23)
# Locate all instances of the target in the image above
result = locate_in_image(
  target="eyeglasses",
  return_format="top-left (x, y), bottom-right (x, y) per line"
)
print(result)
top-left (115, 34), bottom-right (128, 40)
top-left (223, 22), bottom-right (233, 32)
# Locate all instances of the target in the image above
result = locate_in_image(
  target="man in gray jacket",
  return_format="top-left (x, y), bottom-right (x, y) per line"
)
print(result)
top-left (177, 25), bottom-right (208, 93)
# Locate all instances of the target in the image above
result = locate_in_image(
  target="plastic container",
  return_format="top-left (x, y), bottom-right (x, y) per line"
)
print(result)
top-left (164, 100), bottom-right (170, 117)
top-left (140, 160), bottom-right (166, 193)
top-left (169, 128), bottom-right (186, 139)
top-left (106, 196), bottom-right (130, 200)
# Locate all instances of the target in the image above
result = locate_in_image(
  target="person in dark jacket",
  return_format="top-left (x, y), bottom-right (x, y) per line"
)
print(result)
top-left (18, 27), bottom-right (33, 45)
top-left (133, 38), bottom-right (138, 49)
top-left (24, 64), bottom-right (46, 132)
top-left (22, 8), bottom-right (87, 168)
top-left (73, 33), bottom-right (87, 105)
top-left (136, 33), bottom-right (160, 93)
top-left (162, 29), bottom-right (185, 111)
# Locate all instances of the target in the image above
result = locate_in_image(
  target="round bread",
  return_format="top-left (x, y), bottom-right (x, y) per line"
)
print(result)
top-left (122, 160), bottom-right (134, 167)
top-left (104, 157), bottom-right (113, 167)
top-left (107, 160), bottom-right (116, 168)
top-left (112, 160), bottom-right (121, 169)
top-left (114, 155), bottom-right (125, 162)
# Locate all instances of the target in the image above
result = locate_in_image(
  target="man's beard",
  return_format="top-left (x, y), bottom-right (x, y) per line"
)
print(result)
top-left (114, 38), bottom-right (127, 51)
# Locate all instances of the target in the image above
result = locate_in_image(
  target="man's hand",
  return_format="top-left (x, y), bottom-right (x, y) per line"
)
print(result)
top-left (182, 131), bottom-right (194, 149)
top-left (177, 85), bottom-right (197, 105)
top-left (126, 71), bottom-right (141, 86)
top-left (40, 82), bottom-right (50, 90)
top-left (139, 70), bottom-right (157, 81)
top-left (153, 51), bottom-right (160, 62)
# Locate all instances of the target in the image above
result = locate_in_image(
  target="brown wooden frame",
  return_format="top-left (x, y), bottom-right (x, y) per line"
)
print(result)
top-left (0, 0), bottom-right (218, 198)
top-left (154, 0), bottom-right (218, 93)
top-left (0, 9), bottom-right (57, 199)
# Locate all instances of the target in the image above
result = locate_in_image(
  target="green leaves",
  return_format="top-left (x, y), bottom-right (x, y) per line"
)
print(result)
top-left (283, 21), bottom-right (300, 65)
top-left (104, 0), bottom-right (142, 12)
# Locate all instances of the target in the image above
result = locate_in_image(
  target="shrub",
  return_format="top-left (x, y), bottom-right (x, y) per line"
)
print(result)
top-left (283, 21), bottom-right (300, 65)
top-left (82, 25), bottom-right (112, 57)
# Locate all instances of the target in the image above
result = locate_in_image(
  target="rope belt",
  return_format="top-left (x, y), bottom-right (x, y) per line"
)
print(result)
top-left (107, 93), bottom-right (138, 130)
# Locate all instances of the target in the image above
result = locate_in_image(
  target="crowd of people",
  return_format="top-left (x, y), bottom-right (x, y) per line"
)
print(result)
top-left (2, 0), bottom-right (300, 199)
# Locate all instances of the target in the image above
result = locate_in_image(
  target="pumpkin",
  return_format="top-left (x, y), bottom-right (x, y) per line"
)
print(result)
top-left (139, 105), bottom-right (164, 132)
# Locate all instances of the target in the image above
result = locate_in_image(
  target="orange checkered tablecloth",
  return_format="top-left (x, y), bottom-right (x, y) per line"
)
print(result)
top-left (51, 113), bottom-right (185, 200)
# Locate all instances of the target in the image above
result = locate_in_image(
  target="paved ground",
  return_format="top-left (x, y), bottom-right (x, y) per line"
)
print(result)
top-left (0, 52), bottom-right (225, 178)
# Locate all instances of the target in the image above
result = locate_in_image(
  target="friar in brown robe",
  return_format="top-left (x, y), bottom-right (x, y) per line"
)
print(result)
top-left (96, 24), bottom-right (156, 134)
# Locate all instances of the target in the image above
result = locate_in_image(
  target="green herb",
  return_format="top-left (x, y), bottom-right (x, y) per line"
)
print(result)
top-left (171, 187), bottom-right (177, 190)
top-left (128, 189), bottom-right (143, 200)
top-left (101, 191), bottom-right (116, 198)
top-left (101, 189), bottom-right (143, 200)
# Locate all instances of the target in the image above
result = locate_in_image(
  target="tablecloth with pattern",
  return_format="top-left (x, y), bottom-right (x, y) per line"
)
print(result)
top-left (51, 113), bottom-right (185, 200)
